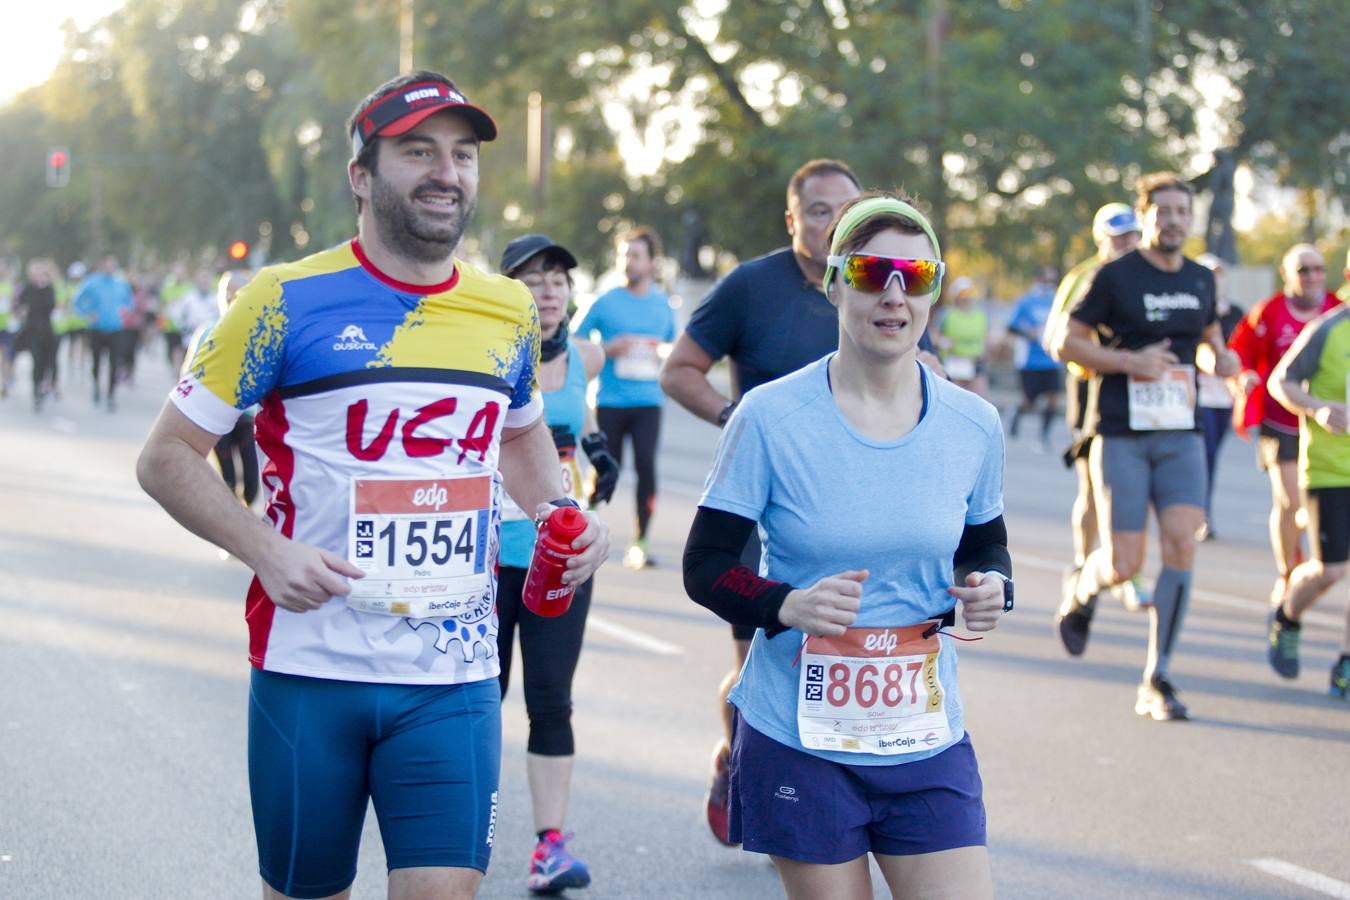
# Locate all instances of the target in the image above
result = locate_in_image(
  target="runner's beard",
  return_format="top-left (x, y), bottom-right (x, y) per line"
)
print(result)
top-left (1155, 230), bottom-right (1186, 254)
top-left (371, 176), bottom-right (475, 264)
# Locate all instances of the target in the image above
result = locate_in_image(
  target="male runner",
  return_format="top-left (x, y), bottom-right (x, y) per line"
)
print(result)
top-left (1051, 172), bottom-right (1240, 721)
top-left (1044, 203), bottom-right (1145, 607)
top-left (1007, 266), bottom-right (1063, 450)
top-left (575, 227), bottom-right (676, 569)
top-left (1266, 305), bottom-right (1350, 697)
top-left (137, 70), bottom-right (609, 900)
top-left (1229, 244), bottom-right (1340, 605)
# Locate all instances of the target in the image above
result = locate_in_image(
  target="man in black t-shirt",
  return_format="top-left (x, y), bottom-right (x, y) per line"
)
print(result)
top-left (661, 158), bottom-right (862, 845)
top-left (1051, 172), bottom-right (1240, 721)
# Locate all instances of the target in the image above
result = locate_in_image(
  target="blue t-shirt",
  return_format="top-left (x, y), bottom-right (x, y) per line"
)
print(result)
top-left (1008, 286), bottom-right (1060, 371)
top-left (576, 285), bottom-right (676, 407)
top-left (499, 343), bottom-right (590, 568)
top-left (686, 249), bottom-right (840, 397)
top-left (73, 273), bottom-right (133, 333)
top-left (700, 356), bottom-right (1004, 766)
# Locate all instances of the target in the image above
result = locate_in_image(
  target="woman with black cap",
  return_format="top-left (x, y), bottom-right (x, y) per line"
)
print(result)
top-left (496, 234), bottom-right (620, 895)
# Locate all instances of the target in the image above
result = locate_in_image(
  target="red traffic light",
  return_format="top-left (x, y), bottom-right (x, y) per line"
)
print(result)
top-left (228, 240), bottom-right (249, 260)
top-left (46, 146), bottom-right (71, 187)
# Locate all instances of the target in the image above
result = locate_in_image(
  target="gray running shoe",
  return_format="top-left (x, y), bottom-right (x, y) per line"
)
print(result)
top-left (1135, 676), bottom-right (1189, 721)
top-left (1266, 610), bottom-right (1301, 679)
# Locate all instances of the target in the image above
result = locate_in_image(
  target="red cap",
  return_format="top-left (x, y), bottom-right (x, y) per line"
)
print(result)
top-left (351, 80), bottom-right (497, 155)
top-left (545, 506), bottom-right (588, 541)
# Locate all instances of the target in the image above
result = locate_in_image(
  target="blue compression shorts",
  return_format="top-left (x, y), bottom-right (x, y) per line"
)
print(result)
top-left (247, 670), bottom-right (501, 898)
top-left (729, 720), bottom-right (986, 863)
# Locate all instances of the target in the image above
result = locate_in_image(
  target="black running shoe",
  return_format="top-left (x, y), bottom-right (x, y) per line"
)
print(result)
top-left (1055, 568), bottom-right (1095, 656)
top-left (1135, 676), bottom-right (1189, 721)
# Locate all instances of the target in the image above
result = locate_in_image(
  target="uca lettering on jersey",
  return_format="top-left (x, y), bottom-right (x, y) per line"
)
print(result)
top-left (333, 324), bottom-right (379, 351)
top-left (346, 396), bottom-right (501, 464)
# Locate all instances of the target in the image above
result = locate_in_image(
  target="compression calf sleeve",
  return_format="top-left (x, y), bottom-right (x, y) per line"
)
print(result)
top-left (1145, 567), bottom-right (1192, 682)
top-left (683, 506), bottom-right (794, 636)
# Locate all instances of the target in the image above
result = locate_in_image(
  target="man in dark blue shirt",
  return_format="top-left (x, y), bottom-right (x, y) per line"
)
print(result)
top-left (661, 158), bottom-right (941, 846)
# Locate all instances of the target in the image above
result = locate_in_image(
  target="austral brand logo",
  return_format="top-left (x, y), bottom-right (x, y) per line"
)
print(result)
top-left (333, 325), bottom-right (378, 351)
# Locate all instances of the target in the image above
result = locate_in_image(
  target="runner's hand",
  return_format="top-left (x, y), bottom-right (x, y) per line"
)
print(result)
top-left (254, 538), bottom-right (365, 613)
top-left (777, 570), bottom-right (867, 637)
top-left (1237, 370), bottom-right (1261, 396)
top-left (1213, 349), bottom-right (1241, 378)
top-left (581, 431), bottom-right (620, 506)
top-left (536, 504), bottom-right (610, 585)
top-left (1125, 340), bottom-right (1179, 379)
top-left (947, 572), bottom-right (1004, 633)
top-left (1313, 403), bottom-right (1348, 435)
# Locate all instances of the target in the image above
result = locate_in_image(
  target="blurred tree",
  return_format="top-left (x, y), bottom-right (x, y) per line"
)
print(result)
top-left (2, 0), bottom-right (1344, 285)
top-left (1158, 0), bottom-right (1349, 248)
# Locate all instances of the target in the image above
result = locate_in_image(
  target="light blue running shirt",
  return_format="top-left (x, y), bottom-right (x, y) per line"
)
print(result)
top-left (575, 286), bottom-right (676, 408)
top-left (700, 356), bottom-right (1005, 766)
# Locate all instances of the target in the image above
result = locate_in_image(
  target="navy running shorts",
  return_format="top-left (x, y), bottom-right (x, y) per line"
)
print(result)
top-left (1306, 487), bottom-right (1350, 565)
top-left (1019, 367), bottom-right (1062, 401)
top-left (1090, 431), bottom-right (1207, 531)
top-left (728, 720), bottom-right (986, 864)
top-left (248, 670), bottom-right (501, 899)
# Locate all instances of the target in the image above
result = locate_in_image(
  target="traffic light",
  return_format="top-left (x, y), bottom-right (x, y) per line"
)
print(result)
top-left (46, 147), bottom-right (70, 187)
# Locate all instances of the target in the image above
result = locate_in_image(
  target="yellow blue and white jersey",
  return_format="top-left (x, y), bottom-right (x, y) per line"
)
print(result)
top-left (171, 239), bottom-right (541, 685)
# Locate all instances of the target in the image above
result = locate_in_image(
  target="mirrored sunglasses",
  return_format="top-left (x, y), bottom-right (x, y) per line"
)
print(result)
top-left (828, 254), bottom-right (945, 298)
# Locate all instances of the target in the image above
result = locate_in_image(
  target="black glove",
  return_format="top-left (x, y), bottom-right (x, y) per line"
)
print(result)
top-left (549, 424), bottom-right (577, 453)
top-left (581, 430), bottom-right (619, 507)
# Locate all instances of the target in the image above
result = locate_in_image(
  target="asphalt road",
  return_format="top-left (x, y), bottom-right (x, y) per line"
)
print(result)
top-left (2, 350), bottom-right (1348, 900)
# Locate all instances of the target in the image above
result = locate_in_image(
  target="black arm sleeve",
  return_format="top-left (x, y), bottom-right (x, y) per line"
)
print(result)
top-left (952, 515), bottom-right (1012, 583)
top-left (683, 506), bottom-right (795, 637)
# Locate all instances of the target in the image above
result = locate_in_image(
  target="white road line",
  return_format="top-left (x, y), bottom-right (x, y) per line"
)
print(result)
top-left (1247, 858), bottom-right (1350, 898)
top-left (586, 614), bottom-right (684, 656)
top-left (1016, 551), bottom-right (1343, 630)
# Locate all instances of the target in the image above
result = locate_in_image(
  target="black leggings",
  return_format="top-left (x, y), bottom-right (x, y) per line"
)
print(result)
top-left (89, 330), bottom-right (121, 401)
top-left (597, 404), bottom-right (662, 539)
top-left (214, 414), bottom-right (259, 505)
top-left (496, 566), bottom-right (593, 756)
top-left (24, 329), bottom-right (58, 395)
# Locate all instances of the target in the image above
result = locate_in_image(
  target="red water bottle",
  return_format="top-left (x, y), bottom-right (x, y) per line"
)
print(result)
top-left (522, 506), bottom-right (588, 617)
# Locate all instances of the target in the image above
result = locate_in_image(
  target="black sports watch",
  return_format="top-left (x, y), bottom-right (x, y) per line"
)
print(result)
top-left (984, 571), bottom-right (1014, 612)
top-left (717, 401), bottom-right (738, 427)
